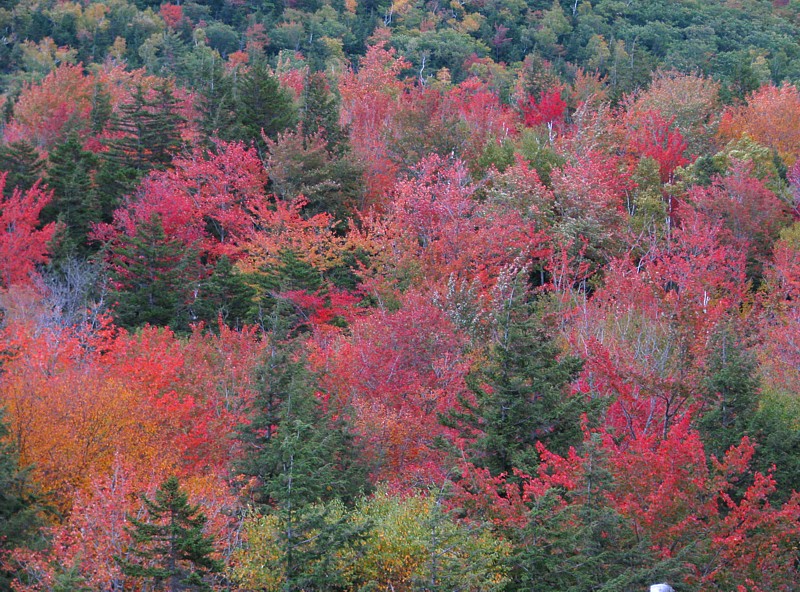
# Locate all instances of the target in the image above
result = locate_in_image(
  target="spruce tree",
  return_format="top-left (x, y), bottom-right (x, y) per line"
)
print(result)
top-left (117, 476), bottom-right (222, 591)
top-left (191, 255), bottom-right (256, 330)
top-left (248, 249), bottom-right (324, 336)
top-left (108, 213), bottom-right (203, 332)
top-left (698, 329), bottom-right (760, 460)
top-left (512, 436), bottom-right (686, 592)
top-left (0, 140), bottom-right (45, 197)
top-left (699, 328), bottom-right (800, 502)
top-left (236, 342), bottom-right (368, 508)
top-left (300, 72), bottom-right (348, 155)
top-left (43, 132), bottom-right (100, 257)
top-left (235, 342), bottom-right (370, 590)
top-left (96, 82), bottom-right (186, 218)
top-left (0, 408), bottom-right (46, 589)
top-left (195, 56), bottom-right (238, 144)
top-left (442, 272), bottom-right (585, 478)
top-left (231, 61), bottom-right (296, 155)
top-left (104, 81), bottom-right (185, 173)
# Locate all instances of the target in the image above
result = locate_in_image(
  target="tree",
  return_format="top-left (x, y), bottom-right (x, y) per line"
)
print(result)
top-left (236, 342), bottom-right (368, 509)
top-left (96, 81), bottom-right (186, 218)
top-left (301, 71), bottom-right (348, 155)
top-left (0, 175), bottom-right (57, 288)
top-left (0, 140), bottom-right (45, 197)
top-left (247, 248), bottom-right (324, 336)
top-left (191, 256), bottom-right (256, 330)
top-left (317, 288), bottom-right (469, 486)
top-left (510, 437), bottom-right (685, 591)
top-left (235, 341), bottom-right (370, 591)
top-left (116, 476), bottom-right (222, 591)
top-left (0, 408), bottom-right (46, 589)
top-left (229, 61), bottom-right (296, 155)
top-left (101, 82), bottom-right (185, 174)
top-left (443, 270), bottom-right (584, 479)
top-left (266, 127), bottom-right (363, 221)
top-left (3, 63), bottom-right (95, 149)
top-left (107, 213), bottom-right (203, 331)
top-left (698, 327), bottom-right (760, 461)
top-left (43, 132), bottom-right (100, 257)
top-left (718, 82), bottom-right (800, 166)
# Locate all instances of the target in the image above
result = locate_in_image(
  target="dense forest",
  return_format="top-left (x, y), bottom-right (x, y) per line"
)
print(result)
top-left (1, 0), bottom-right (800, 589)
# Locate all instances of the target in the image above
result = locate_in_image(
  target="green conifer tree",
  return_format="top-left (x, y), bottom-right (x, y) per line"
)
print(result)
top-left (231, 61), bottom-right (296, 155)
top-left (442, 272), bottom-right (585, 478)
top-left (0, 408), bottom-right (46, 589)
top-left (512, 436), bottom-right (685, 591)
top-left (248, 249), bottom-right (323, 336)
top-left (237, 342), bottom-right (368, 508)
top-left (0, 140), bottom-right (45, 197)
top-left (43, 132), bottom-right (100, 257)
top-left (191, 255), bottom-right (256, 330)
top-left (96, 82), bottom-right (186, 218)
top-left (116, 476), bottom-right (222, 591)
top-left (235, 342), bottom-right (371, 590)
top-left (300, 72), bottom-right (348, 155)
top-left (108, 213), bottom-right (203, 332)
top-left (195, 54), bottom-right (238, 144)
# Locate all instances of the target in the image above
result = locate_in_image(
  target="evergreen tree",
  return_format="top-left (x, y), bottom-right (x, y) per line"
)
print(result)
top-left (235, 342), bottom-right (370, 590)
top-left (236, 342), bottom-right (368, 508)
top-left (230, 61), bottom-right (296, 155)
top-left (0, 408), bottom-right (46, 589)
top-left (300, 72), bottom-right (348, 155)
top-left (43, 132), bottom-right (100, 257)
top-left (267, 127), bottom-right (363, 222)
top-left (194, 54), bottom-right (238, 143)
top-left (248, 249), bottom-right (324, 336)
top-left (89, 80), bottom-right (113, 135)
top-left (117, 476), bottom-right (222, 591)
top-left (96, 82), bottom-right (186, 218)
top-left (698, 329), bottom-right (760, 460)
top-left (108, 213), bottom-right (203, 332)
top-left (512, 437), bottom-right (686, 592)
top-left (191, 255), bottom-right (256, 330)
top-left (102, 83), bottom-right (184, 173)
top-left (442, 272), bottom-right (585, 478)
top-left (0, 140), bottom-right (45, 197)
top-left (698, 328), bottom-right (800, 502)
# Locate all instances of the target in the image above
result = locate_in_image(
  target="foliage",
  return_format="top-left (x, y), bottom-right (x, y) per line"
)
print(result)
top-left (443, 269), bottom-right (584, 479)
top-left (117, 475), bottom-right (222, 591)
top-left (0, 175), bottom-right (56, 288)
top-left (0, 408), bottom-right (46, 589)
top-left (3, 3), bottom-right (800, 591)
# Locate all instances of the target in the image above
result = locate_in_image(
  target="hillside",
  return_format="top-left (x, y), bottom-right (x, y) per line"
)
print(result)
top-left (0, 0), bottom-right (799, 590)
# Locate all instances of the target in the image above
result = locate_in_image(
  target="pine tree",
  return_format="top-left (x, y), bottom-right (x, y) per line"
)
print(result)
top-left (442, 272), bottom-right (585, 478)
top-left (248, 249), bottom-right (324, 336)
top-left (231, 61), bottom-right (296, 155)
top-left (191, 255), bottom-right (256, 330)
top-left (267, 128), bottom-right (363, 221)
top-left (89, 80), bottom-right (113, 135)
top-left (0, 140), bottom-right (45, 197)
top-left (512, 436), bottom-right (685, 591)
top-left (108, 213), bottom-right (203, 332)
top-left (96, 82), bottom-right (186, 218)
top-left (237, 342), bottom-right (369, 508)
top-left (235, 342), bottom-right (371, 590)
top-left (0, 408), bottom-right (46, 589)
top-left (300, 72), bottom-right (348, 155)
top-left (195, 55), bottom-right (238, 144)
top-left (117, 476), bottom-right (222, 591)
top-left (698, 329), bottom-right (760, 460)
top-left (43, 132), bottom-right (100, 257)
top-left (699, 328), bottom-right (800, 502)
